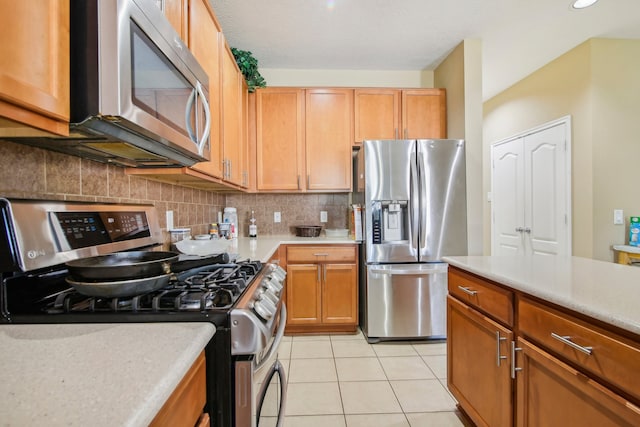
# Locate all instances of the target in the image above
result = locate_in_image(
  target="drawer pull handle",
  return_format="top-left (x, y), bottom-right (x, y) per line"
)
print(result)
top-left (457, 286), bottom-right (477, 296)
top-left (551, 333), bottom-right (593, 355)
top-left (511, 341), bottom-right (523, 379)
top-left (313, 253), bottom-right (329, 257)
top-left (496, 331), bottom-right (507, 367)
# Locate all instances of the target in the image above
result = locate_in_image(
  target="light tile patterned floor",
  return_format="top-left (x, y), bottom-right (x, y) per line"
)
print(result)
top-left (277, 330), bottom-right (469, 426)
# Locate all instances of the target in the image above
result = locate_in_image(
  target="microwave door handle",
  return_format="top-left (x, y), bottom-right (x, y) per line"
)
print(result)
top-left (185, 87), bottom-right (197, 143)
top-left (196, 81), bottom-right (211, 156)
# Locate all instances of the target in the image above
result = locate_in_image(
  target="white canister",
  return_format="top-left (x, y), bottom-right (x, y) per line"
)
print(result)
top-left (223, 207), bottom-right (238, 239)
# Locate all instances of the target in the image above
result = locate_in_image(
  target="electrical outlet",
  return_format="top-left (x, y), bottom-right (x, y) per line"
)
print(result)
top-left (320, 211), bottom-right (328, 223)
top-left (274, 212), bottom-right (281, 223)
top-left (614, 209), bottom-right (624, 225)
top-left (166, 210), bottom-right (174, 230)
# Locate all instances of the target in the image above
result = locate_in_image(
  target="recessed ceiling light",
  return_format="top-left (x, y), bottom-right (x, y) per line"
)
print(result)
top-left (571, 0), bottom-right (600, 9)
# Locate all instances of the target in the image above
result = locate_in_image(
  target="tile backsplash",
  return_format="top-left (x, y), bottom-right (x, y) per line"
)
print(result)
top-left (225, 193), bottom-right (350, 237)
top-left (0, 140), bottom-right (350, 242)
top-left (0, 140), bottom-right (223, 248)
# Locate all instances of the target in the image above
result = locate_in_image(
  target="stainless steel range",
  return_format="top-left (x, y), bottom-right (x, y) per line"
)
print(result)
top-left (0, 198), bottom-right (287, 427)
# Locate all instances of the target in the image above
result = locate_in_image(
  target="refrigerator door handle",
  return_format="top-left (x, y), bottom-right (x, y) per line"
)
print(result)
top-left (409, 146), bottom-right (420, 254)
top-left (417, 145), bottom-right (427, 257)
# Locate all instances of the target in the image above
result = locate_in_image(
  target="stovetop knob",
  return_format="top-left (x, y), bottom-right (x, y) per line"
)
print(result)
top-left (253, 299), bottom-right (274, 321)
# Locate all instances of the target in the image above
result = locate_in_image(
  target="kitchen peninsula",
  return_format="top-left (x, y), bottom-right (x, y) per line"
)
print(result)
top-left (444, 255), bottom-right (640, 426)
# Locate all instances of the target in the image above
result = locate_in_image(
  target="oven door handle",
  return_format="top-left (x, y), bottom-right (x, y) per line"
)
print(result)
top-left (255, 302), bottom-right (287, 373)
top-left (256, 359), bottom-right (287, 427)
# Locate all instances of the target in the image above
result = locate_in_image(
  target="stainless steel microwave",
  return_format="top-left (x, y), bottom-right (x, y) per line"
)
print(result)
top-left (10, 0), bottom-right (211, 167)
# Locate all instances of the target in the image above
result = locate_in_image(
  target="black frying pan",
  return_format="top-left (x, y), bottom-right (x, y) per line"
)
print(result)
top-left (65, 251), bottom-right (230, 281)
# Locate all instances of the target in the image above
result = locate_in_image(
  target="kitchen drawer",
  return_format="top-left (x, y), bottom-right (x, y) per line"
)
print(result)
top-left (286, 245), bottom-right (356, 263)
top-left (448, 268), bottom-right (514, 327)
top-left (519, 297), bottom-right (640, 403)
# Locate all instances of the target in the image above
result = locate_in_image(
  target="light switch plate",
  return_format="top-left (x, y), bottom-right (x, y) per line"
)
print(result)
top-left (614, 209), bottom-right (624, 225)
top-left (274, 212), bottom-right (281, 223)
top-left (320, 211), bottom-right (328, 223)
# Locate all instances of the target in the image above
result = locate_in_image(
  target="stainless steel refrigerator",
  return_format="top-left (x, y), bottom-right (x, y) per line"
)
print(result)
top-left (356, 139), bottom-right (467, 342)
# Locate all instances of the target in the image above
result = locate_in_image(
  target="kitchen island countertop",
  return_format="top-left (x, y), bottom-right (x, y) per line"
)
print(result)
top-left (443, 255), bottom-right (640, 337)
top-left (0, 322), bottom-right (215, 427)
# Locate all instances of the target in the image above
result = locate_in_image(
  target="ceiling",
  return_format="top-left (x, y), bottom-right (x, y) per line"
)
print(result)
top-left (209, 0), bottom-right (640, 100)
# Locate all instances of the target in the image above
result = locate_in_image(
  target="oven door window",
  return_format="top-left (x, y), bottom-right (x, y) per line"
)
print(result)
top-left (256, 359), bottom-right (286, 427)
top-left (130, 21), bottom-right (195, 139)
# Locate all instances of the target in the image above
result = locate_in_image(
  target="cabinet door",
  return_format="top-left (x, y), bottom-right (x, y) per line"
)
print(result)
top-left (447, 296), bottom-right (513, 427)
top-left (305, 89), bottom-right (353, 191)
top-left (322, 263), bottom-right (357, 324)
top-left (286, 264), bottom-right (322, 325)
top-left (354, 89), bottom-right (400, 142)
top-left (0, 0), bottom-right (69, 135)
top-left (515, 338), bottom-right (640, 427)
top-left (401, 89), bottom-right (446, 139)
top-left (255, 88), bottom-right (305, 191)
top-left (162, 0), bottom-right (188, 42)
top-left (188, 0), bottom-right (223, 179)
top-left (221, 44), bottom-right (243, 186)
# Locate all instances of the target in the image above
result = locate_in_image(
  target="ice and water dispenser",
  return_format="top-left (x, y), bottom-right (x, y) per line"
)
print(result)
top-left (370, 200), bottom-right (409, 244)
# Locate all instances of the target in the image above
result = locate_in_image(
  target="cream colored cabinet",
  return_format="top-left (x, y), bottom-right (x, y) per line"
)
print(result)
top-left (255, 88), bottom-right (353, 192)
top-left (188, 0), bottom-right (224, 180)
top-left (284, 245), bottom-right (358, 334)
top-left (0, 0), bottom-right (69, 136)
top-left (354, 88), bottom-right (446, 143)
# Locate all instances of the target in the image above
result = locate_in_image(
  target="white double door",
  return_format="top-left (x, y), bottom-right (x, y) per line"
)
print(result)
top-left (491, 118), bottom-right (571, 256)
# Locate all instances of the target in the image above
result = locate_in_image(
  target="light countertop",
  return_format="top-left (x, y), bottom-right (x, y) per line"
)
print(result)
top-left (0, 322), bottom-right (215, 427)
top-left (443, 255), bottom-right (640, 337)
top-left (230, 234), bottom-right (358, 262)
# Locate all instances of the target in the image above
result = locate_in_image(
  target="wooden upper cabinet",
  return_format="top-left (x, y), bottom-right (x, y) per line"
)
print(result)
top-left (354, 89), bottom-right (400, 142)
top-left (162, 0), bottom-right (188, 43)
top-left (221, 43), bottom-right (244, 186)
top-left (188, 0), bottom-right (224, 179)
top-left (0, 0), bottom-right (69, 136)
top-left (255, 88), bottom-right (305, 191)
top-left (305, 88), bottom-right (353, 191)
top-left (401, 89), bottom-right (447, 139)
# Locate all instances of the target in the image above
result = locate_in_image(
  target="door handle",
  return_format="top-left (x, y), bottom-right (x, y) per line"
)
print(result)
top-left (511, 341), bottom-right (523, 379)
top-left (515, 227), bottom-right (524, 233)
top-left (496, 331), bottom-right (507, 367)
top-left (185, 87), bottom-right (197, 143)
top-left (523, 227), bottom-right (531, 233)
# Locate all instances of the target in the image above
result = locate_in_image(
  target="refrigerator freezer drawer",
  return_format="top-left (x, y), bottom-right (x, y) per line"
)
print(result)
top-left (364, 263), bottom-right (448, 340)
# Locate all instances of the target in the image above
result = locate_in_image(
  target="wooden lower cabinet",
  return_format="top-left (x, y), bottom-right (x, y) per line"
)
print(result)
top-left (515, 338), bottom-right (640, 426)
top-left (448, 266), bottom-right (640, 427)
top-left (447, 295), bottom-right (513, 427)
top-left (150, 351), bottom-right (208, 427)
top-left (284, 245), bottom-right (358, 334)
